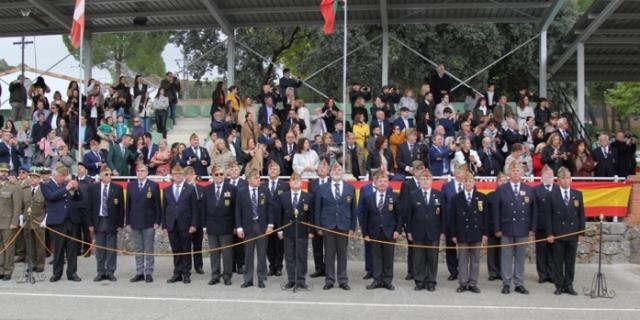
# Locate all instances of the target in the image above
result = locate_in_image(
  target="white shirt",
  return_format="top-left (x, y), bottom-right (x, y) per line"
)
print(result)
top-left (99, 183), bottom-right (110, 217)
top-left (511, 182), bottom-right (521, 194)
top-left (291, 191), bottom-right (300, 206)
top-left (560, 187), bottom-right (571, 201)
top-left (421, 188), bottom-right (431, 204)
top-left (173, 184), bottom-right (183, 199)
top-left (375, 191), bottom-right (386, 206)
top-left (332, 181), bottom-right (344, 198)
top-left (137, 179), bottom-right (147, 190)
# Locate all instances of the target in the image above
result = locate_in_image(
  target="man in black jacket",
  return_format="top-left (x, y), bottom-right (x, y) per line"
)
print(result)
top-left (278, 68), bottom-right (302, 102)
top-left (306, 161), bottom-right (330, 278)
top-left (534, 165), bottom-right (555, 284)
top-left (591, 133), bottom-right (618, 177)
top-left (396, 129), bottom-right (428, 177)
top-left (9, 75), bottom-right (28, 121)
top-left (185, 166), bottom-right (205, 275)
top-left (159, 72), bottom-right (181, 125)
top-left (88, 167), bottom-right (124, 282)
top-left (478, 136), bottom-right (504, 177)
top-left (264, 161), bottom-right (290, 276)
top-left (203, 166), bottom-right (237, 286)
top-left (611, 131), bottom-right (636, 177)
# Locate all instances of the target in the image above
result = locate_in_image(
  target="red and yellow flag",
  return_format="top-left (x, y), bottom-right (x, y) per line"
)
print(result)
top-left (320, 0), bottom-right (339, 35)
top-left (70, 0), bottom-right (85, 49)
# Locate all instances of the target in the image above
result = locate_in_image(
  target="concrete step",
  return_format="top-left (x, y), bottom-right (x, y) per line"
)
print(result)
top-left (166, 117), bottom-right (210, 146)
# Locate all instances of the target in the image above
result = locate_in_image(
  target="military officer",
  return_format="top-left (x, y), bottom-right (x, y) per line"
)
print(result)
top-left (534, 165), bottom-right (556, 284)
top-left (451, 171), bottom-right (488, 293)
top-left (486, 172), bottom-right (507, 281)
top-left (398, 161), bottom-right (425, 280)
top-left (15, 168), bottom-right (47, 273)
top-left (546, 167), bottom-right (585, 296)
top-left (264, 160), bottom-right (289, 277)
top-left (0, 163), bottom-right (19, 280)
top-left (184, 166), bottom-right (205, 275)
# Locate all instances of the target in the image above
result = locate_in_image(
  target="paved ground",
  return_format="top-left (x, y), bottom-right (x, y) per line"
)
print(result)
top-left (0, 256), bottom-right (638, 320)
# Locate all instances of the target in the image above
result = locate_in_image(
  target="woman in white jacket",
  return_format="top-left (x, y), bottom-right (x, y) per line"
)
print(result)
top-left (292, 137), bottom-right (320, 178)
top-left (452, 136), bottom-right (482, 174)
top-left (153, 88), bottom-right (170, 138)
top-left (295, 99), bottom-right (312, 140)
top-left (134, 91), bottom-right (155, 133)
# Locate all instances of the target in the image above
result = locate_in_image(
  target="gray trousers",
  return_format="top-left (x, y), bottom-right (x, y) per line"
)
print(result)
top-left (95, 230), bottom-right (118, 276)
top-left (323, 230), bottom-right (349, 286)
top-left (501, 236), bottom-right (528, 287)
top-left (0, 229), bottom-right (16, 276)
top-left (131, 227), bottom-right (155, 275)
top-left (412, 242), bottom-right (439, 286)
top-left (10, 102), bottom-right (26, 121)
top-left (208, 233), bottom-right (233, 281)
top-left (457, 243), bottom-right (481, 287)
top-left (244, 222), bottom-right (268, 283)
top-left (284, 236), bottom-right (308, 284)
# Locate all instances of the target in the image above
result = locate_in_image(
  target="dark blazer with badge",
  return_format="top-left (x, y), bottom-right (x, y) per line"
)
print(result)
top-left (492, 183), bottom-right (537, 238)
top-left (203, 183), bottom-right (237, 235)
top-left (263, 179), bottom-right (290, 200)
top-left (533, 184), bottom-right (555, 235)
top-left (161, 183), bottom-right (198, 232)
top-left (396, 142), bottom-right (427, 176)
top-left (273, 190), bottom-right (313, 238)
top-left (87, 183), bottom-right (125, 232)
top-left (361, 192), bottom-right (402, 240)
top-left (406, 189), bottom-right (444, 243)
top-left (180, 146), bottom-right (211, 177)
top-left (235, 185), bottom-right (273, 231)
top-left (125, 180), bottom-right (161, 229)
top-left (314, 182), bottom-right (357, 232)
top-left (451, 190), bottom-right (488, 243)
top-left (591, 146), bottom-right (617, 177)
top-left (546, 188), bottom-right (585, 242)
top-left (41, 179), bottom-right (82, 225)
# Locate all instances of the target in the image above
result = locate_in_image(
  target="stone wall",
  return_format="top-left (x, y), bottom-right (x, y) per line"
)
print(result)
top-left (115, 222), bottom-right (639, 264)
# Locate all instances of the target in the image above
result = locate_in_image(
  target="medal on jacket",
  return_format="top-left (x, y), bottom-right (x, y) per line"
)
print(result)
top-left (388, 197), bottom-right (394, 212)
top-left (225, 199), bottom-right (230, 207)
top-left (524, 196), bottom-right (530, 204)
top-left (574, 199), bottom-right (579, 208)
top-left (260, 194), bottom-right (266, 205)
top-left (478, 200), bottom-right (484, 212)
top-left (224, 192), bottom-right (231, 198)
top-left (436, 206), bottom-right (440, 215)
top-left (294, 208), bottom-right (299, 218)
top-left (114, 198), bottom-right (119, 205)
top-left (346, 195), bottom-right (352, 203)
top-left (147, 187), bottom-right (152, 199)
top-left (278, 189), bottom-right (283, 195)
top-left (303, 203), bottom-right (309, 211)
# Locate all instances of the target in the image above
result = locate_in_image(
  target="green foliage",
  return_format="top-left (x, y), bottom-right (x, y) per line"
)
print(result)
top-left (62, 32), bottom-right (170, 81)
top-left (605, 83), bottom-right (640, 118)
top-left (0, 59), bottom-right (13, 72)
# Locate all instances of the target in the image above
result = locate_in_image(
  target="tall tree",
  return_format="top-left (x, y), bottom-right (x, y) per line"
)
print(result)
top-left (605, 83), bottom-right (640, 130)
top-left (62, 32), bottom-right (170, 82)
top-left (0, 59), bottom-right (13, 72)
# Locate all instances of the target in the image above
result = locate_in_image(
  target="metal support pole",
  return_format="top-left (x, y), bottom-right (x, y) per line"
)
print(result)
top-left (227, 32), bottom-right (236, 87)
top-left (539, 30), bottom-right (548, 98)
top-left (577, 42), bottom-right (586, 131)
top-left (342, 0), bottom-right (348, 171)
top-left (82, 32), bottom-right (92, 86)
top-left (381, 31), bottom-right (389, 86)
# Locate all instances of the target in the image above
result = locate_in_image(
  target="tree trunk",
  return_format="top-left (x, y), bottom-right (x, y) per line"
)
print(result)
top-left (601, 103), bottom-right (609, 131)
top-left (611, 108), bottom-right (617, 132)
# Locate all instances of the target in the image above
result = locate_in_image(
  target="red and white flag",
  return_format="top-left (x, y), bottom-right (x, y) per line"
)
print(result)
top-left (70, 0), bottom-right (85, 49)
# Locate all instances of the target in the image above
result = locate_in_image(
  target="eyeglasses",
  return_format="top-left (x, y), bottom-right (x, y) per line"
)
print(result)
top-left (213, 173), bottom-right (224, 177)
top-left (134, 120), bottom-right (140, 123)
top-left (103, 173), bottom-right (112, 176)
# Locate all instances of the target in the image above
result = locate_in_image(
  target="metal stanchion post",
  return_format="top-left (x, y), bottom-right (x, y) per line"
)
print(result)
top-left (584, 214), bottom-right (615, 298)
top-left (293, 208), bottom-right (299, 293)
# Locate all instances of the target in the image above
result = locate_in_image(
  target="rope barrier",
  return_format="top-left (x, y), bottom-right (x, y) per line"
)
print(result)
top-left (40, 222), bottom-right (292, 257)
top-left (29, 221), bottom-right (53, 256)
top-left (300, 221), bottom-right (592, 250)
top-left (0, 225), bottom-right (25, 255)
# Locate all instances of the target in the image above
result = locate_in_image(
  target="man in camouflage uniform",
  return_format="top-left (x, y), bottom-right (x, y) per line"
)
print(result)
top-left (0, 163), bottom-right (19, 280)
top-left (15, 168), bottom-right (47, 272)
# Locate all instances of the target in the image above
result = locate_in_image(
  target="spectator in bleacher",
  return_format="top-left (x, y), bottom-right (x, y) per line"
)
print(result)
top-left (136, 92), bottom-right (154, 134)
top-left (31, 100), bottom-right (50, 124)
top-left (478, 136), bottom-right (504, 177)
top-left (293, 99), bottom-right (311, 140)
top-left (210, 110), bottom-right (230, 139)
top-left (130, 117), bottom-right (145, 139)
top-left (371, 109), bottom-right (391, 138)
top-left (226, 130), bottom-right (240, 162)
top-left (4, 120), bottom-right (17, 137)
top-left (367, 126), bottom-right (381, 156)
top-left (44, 144), bottom-right (73, 171)
top-left (351, 96), bottom-right (369, 124)
top-left (133, 75), bottom-right (148, 103)
top-left (282, 87), bottom-right (296, 120)
top-left (344, 132), bottom-right (365, 180)
top-left (0, 130), bottom-right (22, 174)
top-left (521, 116), bottom-right (536, 149)
top-left (52, 91), bottom-right (67, 111)
top-left (151, 139), bottom-right (172, 176)
top-left (417, 92), bottom-right (435, 128)
top-left (46, 104), bottom-right (62, 130)
top-left (114, 76), bottom-right (133, 118)
top-left (534, 98), bottom-right (551, 128)
top-left (97, 117), bottom-right (116, 146)
top-left (241, 112), bottom-right (260, 150)
top-left (394, 107), bottom-right (415, 131)
top-left (453, 136), bottom-right (482, 175)
top-left (532, 127), bottom-right (546, 148)
top-left (332, 122), bottom-right (344, 147)
top-left (349, 82), bottom-right (372, 107)
top-left (210, 81), bottom-right (225, 119)
top-left (435, 94), bottom-right (453, 121)
top-left (322, 98), bottom-right (339, 133)
top-left (503, 118), bottom-right (526, 153)
top-left (154, 88), bottom-right (169, 139)
top-left (516, 96), bottom-right (534, 129)
top-left (366, 136), bottom-right (393, 175)
top-left (399, 89), bottom-right (418, 120)
top-left (429, 64), bottom-right (451, 103)
top-left (278, 68), bottom-right (302, 101)
top-left (225, 85), bottom-right (241, 124)
top-left (555, 117), bottom-right (573, 152)
top-left (141, 132), bottom-right (158, 174)
top-left (416, 111), bottom-right (433, 142)
top-left (37, 129), bottom-right (65, 162)
top-left (463, 89), bottom-right (477, 113)
top-left (211, 139), bottom-right (235, 173)
top-left (257, 83), bottom-right (280, 107)
top-left (504, 143), bottom-right (532, 176)
top-left (611, 131), bottom-right (637, 177)
top-left (310, 107), bottom-right (327, 138)
top-left (114, 115), bottom-right (128, 140)
top-left (9, 75), bottom-right (28, 121)
top-left (352, 114), bottom-right (370, 153)
top-left (16, 121), bottom-right (31, 168)
top-left (269, 114), bottom-right (281, 139)
top-left (531, 143), bottom-right (546, 177)
top-left (267, 138), bottom-right (287, 175)
top-left (280, 109), bottom-right (306, 142)
top-left (169, 142), bottom-right (183, 169)
top-left (439, 108), bottom-right (456, 139)
top-left (107, 134), bottom-right (138, 176)
top-left (541, 133), bottom-right (568, 175)
top-left (336, 111), bottom-right (351, 135)
top-left (83, 138), bottom-right (104, 176)
top-left (389, 124), bottom-right (406, 170)
top-left (258, 96), bottom-right (276, 127)
top-left (569, 139), bottom-right (595, 177)
top-left (591, 133), bottom-right (618, 177)
top-left (371, 96), bottom-right (394, 121)
top-left (56, 118), bottom-right (71, 147)
top-left (258, 125), bottom-right (273, 147)
top-left (237, 96), bottom-right (256, 129)
top-left (160, 71), bottom-right (180, 125)
top-left (181, 133), bottom-right (211, 177)
top-left (317, 133), bottom-right (342, 165)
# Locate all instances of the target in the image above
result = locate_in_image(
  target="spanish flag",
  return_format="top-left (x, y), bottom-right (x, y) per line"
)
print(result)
top-left (70, 0), bottom-right (85, 49)
top-left (320, 0), bottom-right (339, 35)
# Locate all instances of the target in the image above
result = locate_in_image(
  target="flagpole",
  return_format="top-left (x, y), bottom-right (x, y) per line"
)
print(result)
top-left (341, 0), bottom-right (347, 172)
top-left (77, 26), bottom-right (84, 164)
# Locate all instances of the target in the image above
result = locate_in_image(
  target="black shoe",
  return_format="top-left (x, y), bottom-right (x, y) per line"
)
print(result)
top-left (298, 283), bottom-right (308, 289)
top-left (240, 282), bottom-right (253, 288)
top-left (224, 279), bottom-right (232, 286)
top-left (339, 284), bottom-right (350, 291)
top-left (554, 288), bottom-right (563, 295)
top-left (447, 275), bottom-right (458, 281)
top-left (106, 274), bottom-right (117, 282)
top-left (456, 285), bottom-right (467, 293)
top-left (14, 257), bottom-right (25, 263)
top-left (208, 278), bottom-right (220, 285)
top-left (258, 281), bottom-right (265, 288)
top-left (68, 274), bottom-right (82, 282)
top-left (284, 282), bottom-right (295, 289)
top-left (274, 270), bottom-right (282, 277)
top-left (167, 275), bottom-right (183, 283)
top-left (145, 275), bottom-right (153, 283)
top-left (405, 274), bottom-right (414, 281)
top-left (502, 285), bottom-right (510, 294)
top-left (49, 275), bottom-right (61, 282)
top-left (515, 286), bottom-right (529, 295)
top-left (2, 275), bottom-right (11, 281)
top-left (323, 283), bottom-right (333, 290)
top-left (94, 275), bottom-right (105, 282)
top-left (195, 268), bottom-right (205, 275)
top-left (488, 276), bottom-right (499, 281)
top-left (384, 283), bottom-right (395, 291)
top-left (130, 274), bottom-right (145, 283)
top-left (363, 273), bottom-right (373, 280)
top-left (427, 284), bottom-right (436, 292)
top-left (310, 271), bottom-right (325, 278)
top-left (414, 284), bottom-right (425, 291)
top-left (236, 266), bottom-right (244, 274)
top-left (0, 275), bottom-right (3, 280)
top-left (538, 278), bottom-right (547, 284)
top-left (468, 286), bottom-right (481, 294)
top-left (564, 287), bottom-right (578, 296)
top-left (183, 275), bottom-right (191, 284)
top-left (267, 269), bottom-right (276, 276)
top-left (366, 282), bottom-right (381, 290)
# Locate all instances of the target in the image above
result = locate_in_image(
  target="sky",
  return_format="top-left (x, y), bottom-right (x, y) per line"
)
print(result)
top-left (0, 35), bottom-right (184, 84)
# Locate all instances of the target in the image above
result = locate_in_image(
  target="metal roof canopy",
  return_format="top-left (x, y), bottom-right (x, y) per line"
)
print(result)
top-left (0, 0), bottom-right (555, 37)
top-left (548, 0), bottom-right (640, 82)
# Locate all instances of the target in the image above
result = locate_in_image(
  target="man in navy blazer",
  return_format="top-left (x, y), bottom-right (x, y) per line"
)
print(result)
top-left (83, 139), bottom-right (106, 177)
top-left (227, 162), bottom-right (247, 274)
top-left (180, 134), bottom-right (211, 177)
top-left (41, 166), bottom-right (82, 282)
top-left (264, 161), bottom-right (290, 277)
top-left (141, 132), bottom-right (159, 175)
top-left (393, 107), bottom-right (415, 131)
top-left (235, 169), bottom-right (274, 288)
top-left (203, 166), bottom-right (237, 286)
top-left (396, 129), bottom-right (427, 177)
top-left (429, 134), bottom-right (455, 176)
top-left (87, 166), bottom-right (124, 282)
top-left (398, 163), bottom-right (424, 281)
top-left (306, 161), bottom-right (330, 278)
top-left (126, 165), bottom-right (161, 283)
top-left (492, 161), bottom-right (537, 295)
top-left (441, 164), bottom-right (468, 281)
top-left (162, 165), bottom-right (199, 284)
top-left (185, 166), bottom-right (205, 275)
top-left (0, 130), bottom-right (23, 175)
top-left (370, 109), bottom-right (391, 138)
top-left (361, 172), bottom-right (401, 291)
top-left (314, 163), bottom-right (357, 290)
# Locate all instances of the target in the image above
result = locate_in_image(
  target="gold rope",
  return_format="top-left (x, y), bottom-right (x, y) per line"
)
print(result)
top-left (0, 225), bottom-right (24, 255)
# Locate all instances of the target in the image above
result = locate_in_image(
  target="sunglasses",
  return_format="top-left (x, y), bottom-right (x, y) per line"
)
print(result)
top-left (103, 173), bottom-right (112, 176)
top-left (213, 173), bottom-right (224, 177)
